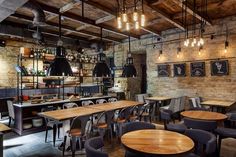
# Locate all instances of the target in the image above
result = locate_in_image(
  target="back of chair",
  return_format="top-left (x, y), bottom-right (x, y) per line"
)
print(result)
top-left (85, 136), bottom-right (108, 157)
top-left (7, 100), bottom-right (15, 119)
top-left (179, 96), bottom-right (186, 111)
top-left (185, 129), bottom-right (216, 156)
top-left (135, 94), bottom-right (150, 103)
top-left (108, 98), bottom-right (117, 103)
top-left (183, 118), bottom-right (217, 132)
top-left (121, 121), bottom-right (156, 135)
top-left (160, 109), bottom-right (173, 128)
top-left (41, 106), bottom-right (57, 123)
top-left (189, 97), bottom-right (203, 109)
top-left (71, 115), bottom-right (91, 136)
top-left (96, 99), bottom-right (107, 104)
top-left (63, 102), bottom-right (78, 109)
top-left (82, 100), bottom-right (94, 106)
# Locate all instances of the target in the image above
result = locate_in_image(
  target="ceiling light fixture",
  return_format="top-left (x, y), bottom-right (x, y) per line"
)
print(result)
top-left (117, 0), bottom-right (145, 31)
top-left (224, 25), bottom-right (229, 53)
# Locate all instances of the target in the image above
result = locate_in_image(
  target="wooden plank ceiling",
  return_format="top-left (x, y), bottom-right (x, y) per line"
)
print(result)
top-left (3, 0), bottom-right (236, 43)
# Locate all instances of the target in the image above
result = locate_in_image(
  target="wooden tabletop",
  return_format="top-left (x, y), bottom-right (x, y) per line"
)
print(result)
top-left (121, 129), bottom-right (194, 156)
top-left (201, 100), bottom-right (236, 107)
top-left (38, 106), bottom-right (103, 121)
top-left (85, 100), bottom-right (142, 111)
top-left (181, 110), bottom-right (227, 121)
top-left (145, 96), bottom-right (173, 101)
top-left (0, 123), bottom-right (11, 132)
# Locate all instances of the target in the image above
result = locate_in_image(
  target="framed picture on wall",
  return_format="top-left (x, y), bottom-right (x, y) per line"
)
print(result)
top-left (190, 62), bottom-right (205, 77)
top-left (157, 64), bottom-right (170, 77)
top-left (211, 60), bottom-right (229, 76)
top-left (174, 63), bottom-right (186, 77)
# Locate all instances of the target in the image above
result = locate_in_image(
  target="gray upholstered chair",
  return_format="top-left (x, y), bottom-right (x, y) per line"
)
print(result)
top-left (160, 109), bottom-right (187, 133)
top-left (183, 117), bottom-right (217, 132)
top-left (215, 112), bottom-right (236, 155)
top-left (189, 97), bottom-right (209, 111)
top-left (184, 129), bottom-right (217, 157)
top-left (85, 136), bottom-right (108, 157)
top-left (7, 100), bottom-right (15, 126)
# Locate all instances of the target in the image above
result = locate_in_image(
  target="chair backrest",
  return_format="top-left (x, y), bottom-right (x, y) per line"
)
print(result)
top-left (160, 109), bottom-right (172, 123)
top-left (41, 106), bottom-right (58, 123)
top-left (71, 115), bottom-right (91, 136)
top-left (166, 98), bottom-right (176, 111)
top-left (189, 97), bottom-right (202, 109)
top-left (63, 102), bottom-right (78, 109)
top-left (85, 136), bottom-right (109, 157)
top-left (117, 107), bottom-right (132, 121)
top-left (183, 118), bottom-right (217, 132)
top-left (96, 99), bottom-right (107, 104)
top-left (179, 96), bottom-right (186, 111)
top-left (139, 103), bottom-right (155, 117)
top-left (108, 98), bottom-right (118, 103)
top-left (7, 100), bottom-right (15, 119)
top-left (97, 110), bottom-right (114, 126)
top-left (185, 129), bottom-right (216, 156)
top-left (121, 121), bottom-right (156, 135)
top-left (81, 100), bottom-right (94, 106)
top-left (135, 94), bottom-right (150, 103)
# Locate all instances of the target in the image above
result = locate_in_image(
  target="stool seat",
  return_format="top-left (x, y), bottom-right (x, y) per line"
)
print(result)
top-left (68, 128), bottom-right (82, 136)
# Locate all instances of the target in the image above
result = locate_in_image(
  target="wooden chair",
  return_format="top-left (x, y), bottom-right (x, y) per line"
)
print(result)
top-left (7, 100), bottom-right (15, 126)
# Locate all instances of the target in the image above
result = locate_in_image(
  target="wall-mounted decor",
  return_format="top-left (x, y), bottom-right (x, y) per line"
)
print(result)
top-left (190, 62), bottom-right (205, 77)
top-left (211, 60), bottom-right (229, 76)
top-left (174, 63), bottom-right (186, 77)
top-left (157, 64), bottom-right (169, 77)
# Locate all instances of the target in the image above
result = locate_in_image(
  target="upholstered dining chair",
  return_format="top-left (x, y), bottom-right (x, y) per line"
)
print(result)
top-left (121, 121), bottom-right (156, 157)
top-left (7, 100), bottom-right (15, 126)
top-left (215, 112), bottom-right (236, 155)
top-left (183, 117), bottom-right (217, 132)
top-left (189, 97), bottom-right (209, 111)
top-left (85, 136), bottom-right (109, 157)
top-left (184, 129), bottom-right (217, 157)
top-left (160, 109), bottom-right (187, 133)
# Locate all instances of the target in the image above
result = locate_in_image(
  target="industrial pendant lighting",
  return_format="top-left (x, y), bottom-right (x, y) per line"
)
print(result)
top-left (47, 13), bottom-right (73, 76)
top-left (92, 28), bottom-right (111, 77)
top-left (122, 36), bottom-right (137, 77)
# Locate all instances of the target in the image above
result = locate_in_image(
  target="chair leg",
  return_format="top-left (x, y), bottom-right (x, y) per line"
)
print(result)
top-left (45, 126), bottom-right (48, 143)
top-left (62, 136), bottom-right (67, 156)
top-left (53, 125), bottom-right (57, 147)
top-left (57, 125), bottom-right (60, 139)
top-left (8, 117), bottom-right (11, 126)
top-left (71, 136), bottom-right (77, 157)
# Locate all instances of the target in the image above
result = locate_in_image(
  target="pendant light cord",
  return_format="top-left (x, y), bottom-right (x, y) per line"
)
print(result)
top-left (59, 13), bottom-right (61, 39)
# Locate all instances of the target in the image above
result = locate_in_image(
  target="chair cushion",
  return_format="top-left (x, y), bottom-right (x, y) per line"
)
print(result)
top-left (97, 123), bottom-right (108, 129)
top-left (215, 127), bottom-right (236, 138)
top-left (68, 128), bottom-right (82, 136)
top-left (166, 123), bottom-right (187, 133)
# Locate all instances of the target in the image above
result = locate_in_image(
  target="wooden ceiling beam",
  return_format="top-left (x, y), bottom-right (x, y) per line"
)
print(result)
top-left (10, 13), bottom-right (122, 43)
top-left (150, 0), bottom-right (166, 5)
top-left (172, 0), bottom-right (212, 25)
top-left (144, 0), bottom-right (185, 30)
top-left (96, 15), bottom-right (115, 24)
top-left (84, 1), bottom-right (160, 36)
top-left (37, 2), bottom-right (139, 39)
top-left (59, 0), bottom-right (81, 13)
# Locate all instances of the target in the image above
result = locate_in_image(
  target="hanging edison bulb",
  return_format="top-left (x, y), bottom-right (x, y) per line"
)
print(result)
top-left (193, 38), bottom-right (197, 44)
top-left (184, 39), bottom-right (189, 47)
top-left (133, 11), bottom-right (138, 22)
top-left (117, 16), bottom-right (122, 29)
top-left (122, 13), bottom-right (128, 22)
top-left (126, 22), bottom-right (130, 31)
top-left (141, 14), bottom-right (145, 27)
top-left (135, 21), bottom-right (140, 30)
top-left (200, 38), bottom-right (204, 45)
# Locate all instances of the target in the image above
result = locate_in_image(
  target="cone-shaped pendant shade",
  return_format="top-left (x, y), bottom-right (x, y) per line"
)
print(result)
top-left (47, 14), bottom-right (73, 76)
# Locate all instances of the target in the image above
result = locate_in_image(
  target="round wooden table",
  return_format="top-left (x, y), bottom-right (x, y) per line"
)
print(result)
top-left (121, 129), bottom-right (194, 156)
top-left (181, 110), bottom-right (227, 121)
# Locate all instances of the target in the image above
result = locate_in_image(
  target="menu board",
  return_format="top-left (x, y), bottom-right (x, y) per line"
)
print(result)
top-left (157, 64), bottom-right (169, 77)
top-left (211, 60), bottom-right (229, 76)
top-left (190, 62), bottom-right (205, 77)
top-left (174, 63), bottom-right (186, 77)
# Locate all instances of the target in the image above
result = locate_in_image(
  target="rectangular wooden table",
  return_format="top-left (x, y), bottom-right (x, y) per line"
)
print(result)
top-left (85, 100), bottom-right (142, 111)
top-left (201, 100), bottom-right (236, 113)
top-left (145, 96), bottom-right (174, 101)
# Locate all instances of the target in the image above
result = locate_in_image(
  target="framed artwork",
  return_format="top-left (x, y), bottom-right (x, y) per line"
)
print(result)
top-left (190, 62), bottom-right (205, 77)
top-left (211, 60), bottom-right (229, 76)
top-left (157, 64), bottom-right (169, 77)
top-left (174, 63), bottom-right (186, 77)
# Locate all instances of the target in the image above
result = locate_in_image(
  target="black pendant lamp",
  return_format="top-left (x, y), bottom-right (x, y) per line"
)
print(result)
top-left (92, 28), bottom-right (111, 77)
top-left (47, 13), bottom-right (73, 76)
top-left (122, 36), bottom-right (137, 77)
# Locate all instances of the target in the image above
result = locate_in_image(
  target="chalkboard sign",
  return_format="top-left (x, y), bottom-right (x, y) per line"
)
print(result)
top-left (190, 62), bottom-right (205, 77)
top-left (174, 63), bottom-right (186, 77)
top-left (211, 60), bottom-right (229, 76)
top-left (157, 64), bottom-right (169, 77)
